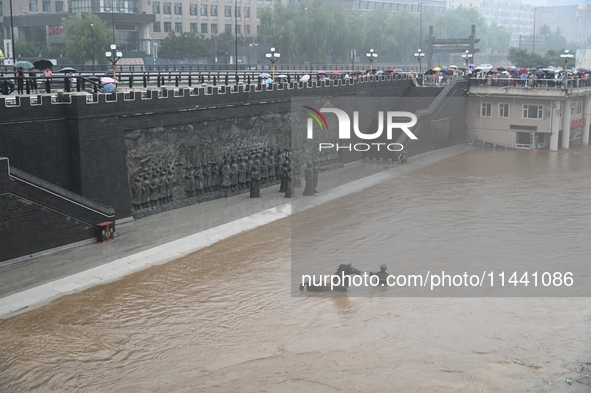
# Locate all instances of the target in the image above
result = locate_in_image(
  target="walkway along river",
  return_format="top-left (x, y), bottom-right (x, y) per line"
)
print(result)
top-left (1, 147), bottom-right (591, 392)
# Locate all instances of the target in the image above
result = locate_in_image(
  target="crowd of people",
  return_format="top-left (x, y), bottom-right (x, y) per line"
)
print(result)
top-left (469, 66), bottom-right (585, 88)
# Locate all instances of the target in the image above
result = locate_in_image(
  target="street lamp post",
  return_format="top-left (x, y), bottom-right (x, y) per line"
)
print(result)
top-left (265, 47), bottom-right (280, 80)
top-left (105, 44), bottom-right (123, 84)
top-left (235, 0), bottom-right (238, 76)
top-left (414, 49), bottom-right (425, 74)
top-left (366, 49), bottom-right (378, 74)
top-left (561, 49), bottom-right (574, 86)
top-left (561, 49), bottom-right (573, 70)
top-left (9, 0), bottom-right (15, 62)
top-left (419, 2), bottom-right (426, 52)
top-left (90, 24), bottom-right (95, 67)
top-left (305, 7), bottom-right (314, 73)
top-left (461, 49), bottom-right (473, 78)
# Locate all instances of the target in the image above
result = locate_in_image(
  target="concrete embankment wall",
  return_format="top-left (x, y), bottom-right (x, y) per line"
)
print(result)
top-left (0, 77), bottom-right (468, 262)
top-left (0, 157), bottom-right (115, 262)
top-left (0, 77), bottom-right (415, 219)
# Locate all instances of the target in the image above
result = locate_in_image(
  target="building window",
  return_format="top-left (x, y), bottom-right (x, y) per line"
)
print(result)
top-left (576, 101), bottom-right (582, 114)
top-left (163, 2), bottom-right (171, 14)
top-left (190, 4), bottom-right (197, 15)
top-left (164, 22), bottom-right (172, 32)
top-left (201, 23), bottom-right (208, 33)
top-left (481, 102), bottom-right (492, 117)
top-left (153, 1), bottom-right (160, 13)
top-left (154, 22), bottom-right (161, 32)
top-left (498, 103), bottom-right (509, 118)
top-left (175, 22), bottom-right (182, 32)
top-left (257, 8), bottom-right (261, 17)
top-left (43, 0), bottom-right (51, 12)
top-left (225, 24), bottom-right (232, 32)
top-left (56, 1), bottom-right (64, 12)
top-left (244, 6), bottom-right (250, 17)
top-left (235, 25), bottom-right (241, 34)
top-left (200, 5), bottom-right (208, 16)
top-left (0, 1), bottom-right (4, 17)
top-left (29, 0), bottom-right (38, 12)
top-left (244, 24), bottom-right (250, 34)
top-left (190, 23), bottom-right (198, 33)
top-left (224, 6), bottom-right (231, 16)
top-left (211, 5), bottom-right (218, 16)
top-left (522, 104), bottom-right (543, 119)
top-left (174, 3), bottom-right (182, 15)
top-left (235, 7), bottom-right (241, 17)
top-left (211, 23), bottom-right (218, 34)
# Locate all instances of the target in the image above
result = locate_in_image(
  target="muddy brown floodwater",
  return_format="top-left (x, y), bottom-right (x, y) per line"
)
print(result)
top-left (1, 148), bottom-right (591, 392)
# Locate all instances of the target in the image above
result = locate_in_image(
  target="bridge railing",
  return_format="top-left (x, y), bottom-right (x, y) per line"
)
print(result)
top-left (0, 63), bottom-right (419, 74)
top-left (1, 71), bottom-right (422, 96)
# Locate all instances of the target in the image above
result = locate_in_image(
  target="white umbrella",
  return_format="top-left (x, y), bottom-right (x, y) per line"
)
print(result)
top-left (299, 74), bottom-right (310, 82)
top-left (101, 77), bottom-right (115, 83)
top-left (259, 73), bottom-right (271, 78)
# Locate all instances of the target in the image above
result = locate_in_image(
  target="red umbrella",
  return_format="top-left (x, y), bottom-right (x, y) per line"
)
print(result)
top-left (519, 68), bottom-right (528, 75)
top-left (331, 71), bottom-right (341, 75)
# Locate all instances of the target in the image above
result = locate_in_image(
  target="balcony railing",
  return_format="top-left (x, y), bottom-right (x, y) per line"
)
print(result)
top-left (468, 76), bottom-right (590, 89)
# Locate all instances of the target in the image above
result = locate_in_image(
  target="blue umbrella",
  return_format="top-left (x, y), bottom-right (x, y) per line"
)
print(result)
top-left (103, 83), bottom-right (116, 93)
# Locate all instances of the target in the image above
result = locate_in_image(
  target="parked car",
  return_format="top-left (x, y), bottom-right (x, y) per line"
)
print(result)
top-left (1, 78), bottom-right (15, 94)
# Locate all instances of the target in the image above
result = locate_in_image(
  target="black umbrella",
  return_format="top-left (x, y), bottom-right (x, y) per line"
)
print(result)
top-left (59, 67), bottom-right (77, 73)
top-left (534, 70), bottom-right (545, 76)
top-left (33, 59), bottom-right (53, 70)
top-left (104, 69), bottom-right (114, 76)
top-left (496, 66), bottom-right (506, 71)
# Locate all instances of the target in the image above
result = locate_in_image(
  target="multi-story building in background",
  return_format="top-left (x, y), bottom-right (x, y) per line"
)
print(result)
top-left (535, 5), bottom-right (591, 46)
top-left (447, 0), bottom-right (534, 48)
top-left (0, 0), bottom-right (266, 59)
top-left (329, 0), bottom-right (446, 14)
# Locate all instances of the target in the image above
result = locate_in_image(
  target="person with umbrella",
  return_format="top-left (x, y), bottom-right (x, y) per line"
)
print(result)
top-left (15, 67), bottom-right (25, 94)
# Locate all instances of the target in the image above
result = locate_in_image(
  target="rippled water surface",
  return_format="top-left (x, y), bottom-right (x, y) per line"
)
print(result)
top-left (1, 148), bottom-right (591, 392)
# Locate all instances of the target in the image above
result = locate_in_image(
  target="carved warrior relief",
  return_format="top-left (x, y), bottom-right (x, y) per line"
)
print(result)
top-left (124, 114), bottom-right (297, 213)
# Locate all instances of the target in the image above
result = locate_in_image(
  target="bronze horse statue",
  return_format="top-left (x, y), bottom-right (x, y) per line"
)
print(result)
top-left (299, 263), bottom-right (363, 292)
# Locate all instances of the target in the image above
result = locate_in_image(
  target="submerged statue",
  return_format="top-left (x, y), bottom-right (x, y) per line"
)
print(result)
top-left (250, 164), bottom-right (261, 198)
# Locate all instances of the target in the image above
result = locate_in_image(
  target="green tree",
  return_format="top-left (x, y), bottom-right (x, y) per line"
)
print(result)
top-left (256, 0), bottom-right (511, 65)
top-left (212, 30), bottom-right (236, 46)
top-left (507, 47), bottom-right (542, 67)
top-left (158, 32), bottom-right (207, 59)
top-left (14, 40), bottom-right (42, 58)
top-left (508, 47), bottom-right (575, 68)
top-left (546, 28), bottom-right (567, 52)
top-left (62, 13), bottom-right (112, 64)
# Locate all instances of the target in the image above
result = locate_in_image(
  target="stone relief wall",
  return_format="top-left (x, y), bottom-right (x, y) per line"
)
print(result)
top-left (124, 112), bottom-right (336, 218)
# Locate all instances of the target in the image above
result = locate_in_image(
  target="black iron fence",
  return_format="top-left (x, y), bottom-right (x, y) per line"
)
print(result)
top-left (0, 63), bottom-right (417, 74)
top-left (1, 69), bottom-right (420, 95)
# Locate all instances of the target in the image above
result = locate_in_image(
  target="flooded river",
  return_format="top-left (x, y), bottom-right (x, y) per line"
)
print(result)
top-left (1, 147), bottom-right (591, 392)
